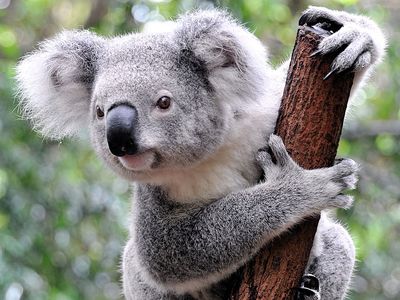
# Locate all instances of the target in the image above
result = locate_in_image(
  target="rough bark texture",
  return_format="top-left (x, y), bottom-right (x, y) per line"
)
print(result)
top-left (229, 25), bottom-right (354, 300)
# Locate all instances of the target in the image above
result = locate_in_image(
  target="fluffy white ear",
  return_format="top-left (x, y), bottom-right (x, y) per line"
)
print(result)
top-left (16, 30), bottom-right (105, 139)
top-left (174, 10), bottom-right (271, 104)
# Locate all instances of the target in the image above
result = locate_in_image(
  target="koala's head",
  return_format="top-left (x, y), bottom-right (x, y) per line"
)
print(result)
top-left (16, 10), bottom-right (269, 182)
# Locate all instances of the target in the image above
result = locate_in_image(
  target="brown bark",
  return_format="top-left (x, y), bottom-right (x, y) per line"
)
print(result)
top-left (229, 25), bottom-right (354, 300)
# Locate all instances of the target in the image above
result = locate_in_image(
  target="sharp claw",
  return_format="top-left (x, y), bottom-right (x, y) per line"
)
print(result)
top-left (302, 274), bottom-right (320, 291)
top-left (323, 67), bottom-right (338, 80)
top-left (334, 158), bottom-right (345, 165)
top-left (295, 287), bottom-right (320, 300)
top-left (310, 49), bottom-right (322, 57)
top-left (299, 14), bottom-right (309, 26)
top-left (296, 274), bottom-right (321, 299)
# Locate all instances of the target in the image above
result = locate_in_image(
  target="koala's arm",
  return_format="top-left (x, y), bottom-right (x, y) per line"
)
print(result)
top-left (275, 6), bottom-right (386, 98)
top-left (131, 136), bottom-right (358, 293)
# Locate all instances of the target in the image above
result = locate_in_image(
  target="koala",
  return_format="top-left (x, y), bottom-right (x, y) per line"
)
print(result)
top-left (16, 6), bottom-right (385, 300)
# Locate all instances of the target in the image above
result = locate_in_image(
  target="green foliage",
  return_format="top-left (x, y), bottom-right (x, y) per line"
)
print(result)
top-left (1, 0), bottom-right (399, 299)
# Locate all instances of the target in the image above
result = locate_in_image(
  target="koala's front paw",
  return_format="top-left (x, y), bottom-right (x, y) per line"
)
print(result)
top-left (310, 157), bottom-right (359, 210)
top-left (299, 6), bottom-right (385, 78)
top-left (257, 134), bottom-right (358, 211)
top-left (257, 134), bottom-right (301, 181)
top-left (296, 274), bottom-right (321, 300)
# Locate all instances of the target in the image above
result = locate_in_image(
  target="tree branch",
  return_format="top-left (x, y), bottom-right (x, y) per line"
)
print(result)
top-left (229, 25), bottom-right (354, 300)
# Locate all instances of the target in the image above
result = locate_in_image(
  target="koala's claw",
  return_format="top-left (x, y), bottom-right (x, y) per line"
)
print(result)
top-left (301, 6), bottom-right (379, 75)
top-left (353, 51), bottom-right (372, 70)
top-left (323, 66), bottom-right (339, 80)
top-left (267, 134), bottom-right (294, 167)
top-left (302, 274), bottom-right (320, 291)
top-left (334, 158), bottom-right (345, 164)
top-left (257, 135), bottom-right (299, 179)
top-left (309, 49), bottom-right (322, 58)
top-left (299, 7), bottom-right (342, 33)
top-left (296, 274), bottom-right (321, 300)
top-left (257, 134), bottom-right (292, 169)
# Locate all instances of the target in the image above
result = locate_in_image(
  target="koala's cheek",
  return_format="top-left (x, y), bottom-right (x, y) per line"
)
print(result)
top-left (90, 123), bottom-right (112, 161)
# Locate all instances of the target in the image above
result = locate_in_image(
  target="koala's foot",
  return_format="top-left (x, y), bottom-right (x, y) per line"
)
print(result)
top-left (299, 6), bottom-right (384, 78)
top-left (296, 274), bottom-right (321, 300)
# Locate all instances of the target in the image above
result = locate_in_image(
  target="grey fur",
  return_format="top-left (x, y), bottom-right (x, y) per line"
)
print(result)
top-left (16, 6), bottom-right (385, 300)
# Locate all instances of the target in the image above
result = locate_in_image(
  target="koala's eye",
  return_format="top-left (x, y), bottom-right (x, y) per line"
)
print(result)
top-left (96, 105), bottom-right (104, 119)
top-left (156, 96), bottom-right (171, 110)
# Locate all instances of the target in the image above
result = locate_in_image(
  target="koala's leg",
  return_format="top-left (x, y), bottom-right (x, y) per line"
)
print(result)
top-left (300, 212), bottom-right (355, 300)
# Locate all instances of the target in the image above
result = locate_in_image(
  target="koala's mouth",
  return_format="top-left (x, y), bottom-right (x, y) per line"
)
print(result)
top-left (118, 150), bottom-right (155, 171)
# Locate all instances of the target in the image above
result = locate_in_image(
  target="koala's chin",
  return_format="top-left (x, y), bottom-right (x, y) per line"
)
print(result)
top-left (118, 150), bottom-right (156, 172)
top-left (104, 153), bottom-right (155, 183)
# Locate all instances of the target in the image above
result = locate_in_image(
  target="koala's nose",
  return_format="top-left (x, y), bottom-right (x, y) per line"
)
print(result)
top-left (106, 104), bottom-right (139, 157)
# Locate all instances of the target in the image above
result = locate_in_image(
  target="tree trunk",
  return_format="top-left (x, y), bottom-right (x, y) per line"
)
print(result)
top-left (229, 25), bottom-right (355, 300)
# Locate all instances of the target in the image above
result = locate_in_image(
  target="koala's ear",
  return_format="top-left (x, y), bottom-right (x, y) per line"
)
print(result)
top-left (16, 30), bottom-right (105, 139)
top-left (174, 10), bottom-right (270, 102)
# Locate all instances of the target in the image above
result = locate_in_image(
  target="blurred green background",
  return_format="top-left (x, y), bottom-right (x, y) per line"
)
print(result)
top-left (0, 0), bottom-right (399, 299)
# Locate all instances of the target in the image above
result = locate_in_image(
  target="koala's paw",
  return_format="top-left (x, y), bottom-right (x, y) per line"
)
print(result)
top-left (296, 274), bottom-right (321, 300)
top-left (257, 134), bottom-right (300, 178)
top-left (311, 157), bottom-right (359, 210)
top-left (299, 6), bottom-right (384, 77)
top-left (258, 135), bottom-right (358, 211)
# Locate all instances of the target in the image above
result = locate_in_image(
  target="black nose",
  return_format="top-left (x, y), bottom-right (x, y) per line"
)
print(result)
top-left (106, 104), bottom-right (138, 157)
